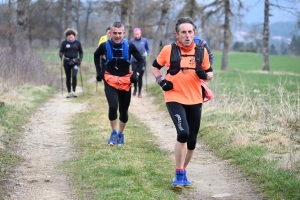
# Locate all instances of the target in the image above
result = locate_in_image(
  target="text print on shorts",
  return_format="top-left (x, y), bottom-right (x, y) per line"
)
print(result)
top-left (175, 114), bottom-right (184, 131)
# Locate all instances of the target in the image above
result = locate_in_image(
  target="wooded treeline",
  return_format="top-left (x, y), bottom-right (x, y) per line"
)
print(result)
top-left (0, 0), bottom-right (299, 71)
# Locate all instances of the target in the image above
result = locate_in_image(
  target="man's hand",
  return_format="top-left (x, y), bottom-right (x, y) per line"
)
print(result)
top-left (130, 72), bottom-right (139, 83)
top-left (59, 52), bottom-right (63, 59)
top-left (96, 75), bottom-right (102, 82)
top-left (159, 80), bottom-right (173, 91)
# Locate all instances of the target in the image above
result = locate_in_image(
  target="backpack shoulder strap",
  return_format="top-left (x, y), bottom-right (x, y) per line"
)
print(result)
top-left (170, 42), bottom-right (181, 62)
top-left (105, 40), bottom-right (113, 65)
top-left (122, 39), bottom-right (130, 63)
top-left (194, 45), bottom-right (204, 70)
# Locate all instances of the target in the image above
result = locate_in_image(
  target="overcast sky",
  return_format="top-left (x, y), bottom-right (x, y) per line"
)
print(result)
top-left (242, 0), bottom-right (299, 24)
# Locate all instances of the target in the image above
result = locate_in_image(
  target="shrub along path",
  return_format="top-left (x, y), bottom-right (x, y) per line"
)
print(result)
top-left (129, 92), bottom-right (265, 200)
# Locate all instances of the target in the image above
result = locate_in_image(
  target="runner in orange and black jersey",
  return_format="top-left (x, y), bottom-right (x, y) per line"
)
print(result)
top-left (151, 17), bottom-right (213, 189)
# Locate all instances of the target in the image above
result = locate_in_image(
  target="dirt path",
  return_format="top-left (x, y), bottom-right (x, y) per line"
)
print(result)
top-left (129, 91), bottom-right (265, 200)
top-left (4, 93), bottom-right (85, 200)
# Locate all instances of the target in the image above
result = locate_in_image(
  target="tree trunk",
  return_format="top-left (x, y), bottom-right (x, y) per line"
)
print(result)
top-left (151, 0), bottom-right (170, 62)
top-left (58, 0), bottom-right (64, 45)
top-left (13, 0), bottom-right (30, 52)
top-left (128, 0), bottom-right (136, 40)
top-left (221, 0), bottom-right (230, 70)
top-left (186, 0), bottom-right (196, 18)
top-left (262, 0), bottom-right (270, 71)
top-left (84, 1), bottom-right (93, 43)
top-left (121, 0), bottom-right (134, 40)
top-left (8, 0), bottom-right (15, 48)
top-left (75, 0), bottom-right (81, 41)
top-left (65, 0), bottom-right (72, 29)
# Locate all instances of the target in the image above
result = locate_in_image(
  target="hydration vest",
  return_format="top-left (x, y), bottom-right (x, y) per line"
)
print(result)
top-left (104, 39), bottom-right (131, 66)
top-left (167, 40), bottom-right (204, 75)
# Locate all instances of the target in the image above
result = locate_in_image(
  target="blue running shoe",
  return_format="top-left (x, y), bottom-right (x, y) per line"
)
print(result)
top-left (172, 170), bottom-right (184, 189)
top-left (108, 130), bottom-right (118, 145)
top-left (117, 133), bottom-right (125, 146)
top-left (183, 170), bottom-right (191, 188)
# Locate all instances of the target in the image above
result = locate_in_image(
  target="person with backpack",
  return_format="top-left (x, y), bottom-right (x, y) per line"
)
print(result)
top-left (59, 28), bottom-right (83, 98)
top-left (194, 37), bottom-right (214, 66)
top-left (151, 17), bottom-right (213, 189)
top-left (98, 27), bottom-right (111, 46)
top-left (129, 28), bottom-right (150, 98)
top-left (94, 21), bottom-right (144, 146)
top-left (96, 27), bottom-right (111, 83)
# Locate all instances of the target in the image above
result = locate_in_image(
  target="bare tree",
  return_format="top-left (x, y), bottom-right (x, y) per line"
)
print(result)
top-left (151, 0), bottom-right (171, 62)
top-left (83, 0), bottom-right (93, 42)
top-left (65, 0), bottom-right (72, 29)
top-left (262, 0), bottom-right (299, 71)
top-left (13, 0), bottom-right (30, 52)
top-left (121, 0), bottom-right (134, 40)
top-left (221, 0), bottom-right (231, 71)
top-left (262, 0), bottom-right (270, 71)
top-left (200, 0), bottom-right (244, 70)
top-left (8, 0), bottom-right (15, 47)
top-left (178, 0), bottom-right (198, 18)
top-left (74, 0), bottom-right (81, 41)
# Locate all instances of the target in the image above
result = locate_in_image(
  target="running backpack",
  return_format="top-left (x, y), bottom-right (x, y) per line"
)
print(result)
top-left (105, 39), bottom-right (131, 66)
top-left (167, 40), bottom-right (204, 75)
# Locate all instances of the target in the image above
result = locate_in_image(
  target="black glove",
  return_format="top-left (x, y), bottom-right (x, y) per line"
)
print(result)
top-left (130, 72), bottom-right (139, 83)
top-left (59, 52), bottom-right (63, 59)
top-left (159, 80), bottom-right (173, 91)
top-left (195, 68), bottom-right (208, 80)
top-left (96, 75), bottom-right (102, 82)
top-left (73, 58), bottom-right (81, 65)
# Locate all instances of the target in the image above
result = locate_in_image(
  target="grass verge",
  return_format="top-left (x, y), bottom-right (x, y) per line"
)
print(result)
top-left (0, 85), bottom-right (56, 199)
top-left (65, 79), bottom-right (179, 200)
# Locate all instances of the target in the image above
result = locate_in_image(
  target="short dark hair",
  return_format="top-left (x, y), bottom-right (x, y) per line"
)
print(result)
top-left (106, 27), bottom-right (110, 32)
top-left (110, 21), bottom-right (124, 31)
top-left (175, 17), bottom-right (197, 33)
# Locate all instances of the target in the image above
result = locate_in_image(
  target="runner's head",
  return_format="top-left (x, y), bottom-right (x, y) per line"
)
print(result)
top-left (64, 28), bottom-right (77, 42)
top-left (106, 27), bottom-right (111, 39)
top-left (133, 28), bottom-right (141, 40)
top-left (174, 17), bottom-right (196, 47)
top-left (110, 21), bottom-right (125, 44)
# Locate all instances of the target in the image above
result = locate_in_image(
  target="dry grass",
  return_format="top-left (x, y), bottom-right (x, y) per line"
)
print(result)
top-left (0, 48), bottom-right (60, 93)
top-left (205, 74), bottom-right (300, 176)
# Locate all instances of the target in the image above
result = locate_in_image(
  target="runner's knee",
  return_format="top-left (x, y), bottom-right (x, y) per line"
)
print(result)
top-left (119, 113), bottom-right (128, 123)
top-left (177, 130), bottom-right (189, 143)
top-left (108, 106), bottom-right (118, 121)
top-left (187, 140), bottom-right (196, 150)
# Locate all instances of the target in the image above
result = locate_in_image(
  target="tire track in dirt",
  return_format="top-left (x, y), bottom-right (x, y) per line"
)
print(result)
top-left (4, 93), bottom-right (85, 200)
top-left (129, 91), bottom-right (266, 200)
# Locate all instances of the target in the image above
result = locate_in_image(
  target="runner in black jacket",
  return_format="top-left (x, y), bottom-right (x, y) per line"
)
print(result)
top-left (94, 21), bottom-right (144, 146)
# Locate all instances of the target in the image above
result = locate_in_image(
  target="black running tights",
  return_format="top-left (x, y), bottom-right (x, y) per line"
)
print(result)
top-left (64, 62), bottom-right (78, 93)
top-left (104, 82), bottom-right (131, 123)
top-left (131, 61), bottom-right (145, 94)
top-left (166, 102), bottom-right (202, 150)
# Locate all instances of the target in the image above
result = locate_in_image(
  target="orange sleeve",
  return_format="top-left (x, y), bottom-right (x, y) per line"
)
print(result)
top-left (155, 45), bottom-right (171, 67)
top-left (201, 48), bottom-right (210, 70)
